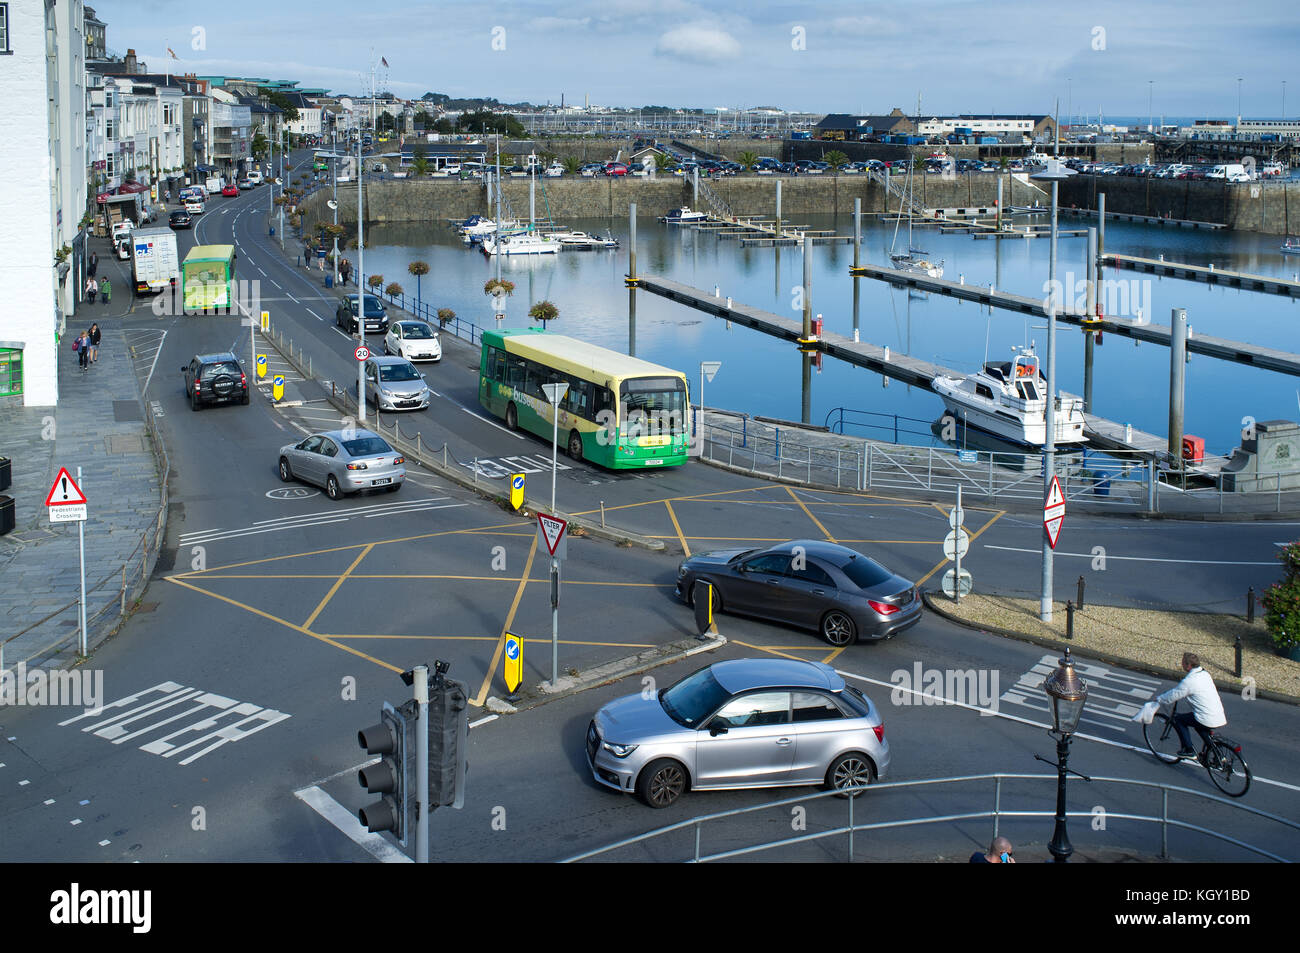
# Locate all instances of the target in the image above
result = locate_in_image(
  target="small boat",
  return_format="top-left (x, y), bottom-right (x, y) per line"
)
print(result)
top-left (481, 231), bottom-right (560, 256)
top-left (1282, 237), bottom-right (1300, 254)
top-left (659, 206), bottom-right (708, 224)
top-left (888, 163), bottom-right (944, 278)
top-left (552, 230), bottom-right (619, 249)
top-left (931, 346), bottom-right (1087, 447)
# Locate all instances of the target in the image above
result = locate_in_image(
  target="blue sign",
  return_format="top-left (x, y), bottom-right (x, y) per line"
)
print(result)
top-left (273, 375), bottom-right (285, 387)
top-left (958, 450), bottom-right (978, 464)
top-left (505, 639), bottom-right (519, 660)
top-left (512, 475), bottom-right (524, 490)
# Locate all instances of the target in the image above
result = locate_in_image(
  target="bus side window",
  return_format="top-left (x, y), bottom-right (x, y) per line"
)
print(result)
top-left (490, 348), bottom-right (506, 382)
top-left (594, 386), bottom-right (614, 418)
top-left (507, 356), bottom-right (527, 390)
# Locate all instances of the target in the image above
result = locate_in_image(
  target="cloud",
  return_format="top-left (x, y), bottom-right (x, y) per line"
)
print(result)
top-left (655, 23), bottom-right (742, 64)
top-left (829, 15), bottom-right (903, 37)
top-left (529, 16), bottom-right (592, 32)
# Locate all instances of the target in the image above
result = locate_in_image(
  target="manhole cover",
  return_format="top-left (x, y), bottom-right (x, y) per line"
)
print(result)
top-left (112, 400), bottom-right (142, 422)
top-left (106, 434), bottom-right (147, 454)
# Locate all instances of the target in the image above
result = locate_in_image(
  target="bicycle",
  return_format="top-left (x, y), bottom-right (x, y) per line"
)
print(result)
top-left (1143, 700), bottom-right (1251, 797)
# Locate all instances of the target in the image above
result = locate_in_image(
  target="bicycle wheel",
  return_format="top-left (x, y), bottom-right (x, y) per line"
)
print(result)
top-left (1206, 739), bottom-right (1251, 798)
top-left (1144, 713), bottom-right (1183, 764)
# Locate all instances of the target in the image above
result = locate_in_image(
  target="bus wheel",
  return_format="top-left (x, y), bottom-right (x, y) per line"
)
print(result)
top-left (505, 403), bottom-right (518, 431)
top-left (567, 430), bottom-right (584, 461)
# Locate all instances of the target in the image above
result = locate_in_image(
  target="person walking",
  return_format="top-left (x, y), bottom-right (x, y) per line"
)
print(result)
top-left (88, 252), bottom-right (98, 278)
top-left (101, 277), bottom-right (112, 306)
top-left (76, 330), bottom-right (91, 371)
top-left (88, 323), bottom-right (102, 364)
top-left (85, 276), bottom-right (98, 304)
top-left (340, 258), bottom-right (351, 286)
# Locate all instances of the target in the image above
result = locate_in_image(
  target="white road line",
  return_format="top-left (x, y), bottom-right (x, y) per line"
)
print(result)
top-left (178, 518), bottom-right (353, 546)
top-left (179, 500), bottom-right (451, 543)
top-left (460, 406), bottom-right (525, 439)
top-left (982, 545), bottom-right (1275, 566)
top-left (288, 293), bottom-right (299, 303)
top-left (306, 308), bottom-right (322, 321)
top-left (332, 327), bottom-right (350, 340)
top-left (362, 503), bottom-right (466, 518)
top-left (834, 667), bottom-right (1300, 793)
top-left (256, 266), bottom-right (267, 277)
top-left (139, 329), bottom-right (167, 397)
top-left (469, 714), bottom-right (499, 729)
top-left (294, 786), bottom-right (411, 863)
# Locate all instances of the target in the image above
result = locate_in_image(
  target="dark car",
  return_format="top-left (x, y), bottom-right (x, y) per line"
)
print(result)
top-left (168, 210), bottom-right (192, 229)
top-left (675, 539), bottom-right (922, 646)
top-left (181, 352), bottom-right (249, 411)
top-left (335, 293), bottom-right (389, 335)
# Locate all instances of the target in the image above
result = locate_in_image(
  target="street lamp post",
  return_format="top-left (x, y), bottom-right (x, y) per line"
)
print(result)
top-left (357, 125), bottom-right (366, 423)
top-left (1031, 157), bottom-right (1074, 622)
top-left (1237, 77), bottom-right (1244, 126)
top-left (1036, 650), bottom-right (1090, 862)
top-left (541, 381), bottom-right (569, 687)
top-left (1148, 80), bottom-right (1153, 136)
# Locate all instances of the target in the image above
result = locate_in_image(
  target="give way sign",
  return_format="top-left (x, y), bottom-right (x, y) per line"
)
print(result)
top-left (1043, 474), bottom-right (1065, 549)
top-left (537, 513), bottom-right (567, 558)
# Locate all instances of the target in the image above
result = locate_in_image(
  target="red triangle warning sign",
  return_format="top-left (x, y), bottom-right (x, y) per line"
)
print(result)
top-left (45, 468), bottom-right (88, 506)
top-left (1045, 474), bottom-right (1065, 510)
top-left (537, 513), bottom-right (567, 556)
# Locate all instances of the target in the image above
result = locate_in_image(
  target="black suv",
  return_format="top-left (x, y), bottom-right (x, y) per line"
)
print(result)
top-left (335, 294), bottom-right (389, 335)
top-left (182, 352), bottom-right (249, 410)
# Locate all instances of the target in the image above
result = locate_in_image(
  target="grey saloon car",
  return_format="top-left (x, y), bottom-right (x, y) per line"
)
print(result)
top-left (675, 540), bottom-right (921, 646)
top-left (587, 658), bottom-right (889, 808)
top-left (277, 429), bottom-right (405, 500)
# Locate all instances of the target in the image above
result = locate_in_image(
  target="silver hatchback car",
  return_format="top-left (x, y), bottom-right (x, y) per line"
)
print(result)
top-left (278, 429), bottom-right (405, 500)
top-left (361, 355), bottom-right (430, 412)
top-left (587, 658), bottom-right (889, 808)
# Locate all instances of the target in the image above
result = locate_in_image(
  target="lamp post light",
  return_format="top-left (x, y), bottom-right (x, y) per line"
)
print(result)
top-left (1030, 158), bottom-right (1075, 623)
top-left (1036, 650), bottom-right (1090, 863)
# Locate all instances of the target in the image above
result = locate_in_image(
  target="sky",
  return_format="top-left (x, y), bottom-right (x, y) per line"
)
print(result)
top-left (94, 1), bottom-right (1299, 121)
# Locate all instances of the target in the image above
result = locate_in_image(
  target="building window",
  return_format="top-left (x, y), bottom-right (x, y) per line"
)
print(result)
top-left (105, 118), bottom-right (114, 140)
top-left (0, 4), bottom-right (10, 53)
top-left (0, 348), bottom-right (23, 397)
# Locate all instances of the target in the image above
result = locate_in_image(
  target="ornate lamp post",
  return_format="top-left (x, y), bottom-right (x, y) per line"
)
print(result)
top-left (1036, 649), bottom-right (1090, 862)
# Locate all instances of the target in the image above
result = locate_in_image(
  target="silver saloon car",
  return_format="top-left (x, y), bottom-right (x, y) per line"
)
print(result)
top-left (587, 658), bottom-right (889, 808)
top-left (278, 429), bottom-right (405, 500)
top-left (361, 355), bottom-right (431, 411)
top-left (675, 539), bottom-right (921, 646)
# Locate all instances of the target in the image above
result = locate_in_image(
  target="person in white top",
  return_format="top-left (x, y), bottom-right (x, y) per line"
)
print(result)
top-left (1155, 653), bottom-right (1227, 758)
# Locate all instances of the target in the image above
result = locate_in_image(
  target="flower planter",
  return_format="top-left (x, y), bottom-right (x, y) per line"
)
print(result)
top-left (1278, 643), bottom-right (1300, 662)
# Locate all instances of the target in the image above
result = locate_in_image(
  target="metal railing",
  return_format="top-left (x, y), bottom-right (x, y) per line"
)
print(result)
top-left (826, 406), bottom-right (939, 445)
top-left (1, 398), bottom-right (170, 670)
top-left (563, 773), bottom-right (1300, 864)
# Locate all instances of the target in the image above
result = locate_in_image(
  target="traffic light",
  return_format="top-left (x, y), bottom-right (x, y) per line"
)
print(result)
top-left (357, 699), bottom-right (417, 843)
top-left (428, 674), bottom-right (470, 809)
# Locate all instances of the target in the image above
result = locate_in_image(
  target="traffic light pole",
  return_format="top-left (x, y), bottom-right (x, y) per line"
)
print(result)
top-left (413, 663), bottom-right (429, 864)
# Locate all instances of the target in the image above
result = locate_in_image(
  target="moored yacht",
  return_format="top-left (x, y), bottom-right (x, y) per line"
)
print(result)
top-left (481, 230), bottom-right (560, 256)
top-left (659, 206), bottom-right (708, 224)
top-left (930, 346), bottom-right (1087, 447)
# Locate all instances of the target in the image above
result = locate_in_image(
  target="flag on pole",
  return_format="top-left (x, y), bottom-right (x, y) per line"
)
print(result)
top-left (167, 47), bottom-right (178, 59)
top-left (380, 56), bottom-right (388, 67)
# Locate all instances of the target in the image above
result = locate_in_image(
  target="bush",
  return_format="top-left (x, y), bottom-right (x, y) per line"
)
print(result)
top-left (1262, 541), bottom-right (1300, 651)
top-left (385, 282), bottom-right (403, 296)
top-left (484, 278), bottom-right (515, 296)
top-left (367, 274), bottom-right (383, 290)
top-left (528, 300), bottom-right (559, 327)
top-left (436, 308), bottom-right (455, 327)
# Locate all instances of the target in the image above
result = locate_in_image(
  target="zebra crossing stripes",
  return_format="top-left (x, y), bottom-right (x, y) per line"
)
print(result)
top-left (999, 654), bottom-right (1162, 737)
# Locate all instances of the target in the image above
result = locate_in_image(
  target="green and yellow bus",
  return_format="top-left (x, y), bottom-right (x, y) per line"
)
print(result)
top-left (182, 244), bottom-right (236, 312)
top-left (479, 329), bottom-right (690, 469)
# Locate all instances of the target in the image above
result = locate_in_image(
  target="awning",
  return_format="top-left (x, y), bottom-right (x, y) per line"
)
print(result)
top-left (117, 181), bottom-right (148, 194)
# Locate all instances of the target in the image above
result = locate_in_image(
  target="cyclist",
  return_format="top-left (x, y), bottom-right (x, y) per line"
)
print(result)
top-left (1155, 653), bottom-right (1226, 759)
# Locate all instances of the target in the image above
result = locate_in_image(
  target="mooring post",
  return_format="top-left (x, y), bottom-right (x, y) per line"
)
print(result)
top-left (628, 202), bottom-right (637, 357)
top-left (775, 179), bottom-right (782, 239)
top-left (996, 176), bottom-right (1003, 231)
top-left (1098, 192), bottom-right (1106, 257)
top-left (1169, 308), bottom-right (1188, 463)
top-left (801, 234), bottom-right (813, 425)
top-left (1084, 226), bottom-right (1097, 412)
top-left (852, 197), bottom-right (861, 270)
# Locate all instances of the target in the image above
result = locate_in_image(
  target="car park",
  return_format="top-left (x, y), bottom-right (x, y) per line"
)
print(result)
top-left (586, 658), bottom-right (889, 808)
top-left (675, 539), bottom-right (922, 645)
top-left (168, 210), bottom-right (192, 229)
top-left (360, 355), bottom-right (431, 411)
top-left (181, 352), bottom-right (249, 411)
top-left (384, 320), bottom-right (442, 362)
top-left (278, 429), bottom-right (405, 500)
top-left (335, 293), bottom-right (389, 335)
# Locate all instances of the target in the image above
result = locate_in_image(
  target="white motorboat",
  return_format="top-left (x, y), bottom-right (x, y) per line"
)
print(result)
top-left (481, 231), bottom-right (560, 256)
top-left (458, 215), bottom-right (517, 243)
top-left (659, 206), bottom-right (708, 224)
top-left (930, 346), bottom-right (1087, 447)
top-left (552, 230), bottom-right (619, 249)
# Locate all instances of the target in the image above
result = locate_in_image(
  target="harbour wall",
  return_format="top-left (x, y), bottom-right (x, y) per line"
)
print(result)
top-left (1060, 175), bottom-right (1300, 236)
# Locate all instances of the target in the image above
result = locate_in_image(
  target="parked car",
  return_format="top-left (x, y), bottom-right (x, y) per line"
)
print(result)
top-left (221, 184), bottom-right (238, 197)
top-left (604, 162), bottom-right (629, 176)
top-left (168, 210), bottom-right (193, 229)
top-left (181, 352), bottom-right (249, 411)
top-left (278, 429), bottom-right (405, 500)
top-left (184, 199), bottom-right (205, 215)
top-left (384, 320), bottom-right (442, 362)
top-left (359, 355), bottom-right (431, 412)
top-left (586, 658), bottom-right (889, 808)
top-left (675, 539), bottom-right (921, 645)
top-left (335, 293), bottom-right (389, 335)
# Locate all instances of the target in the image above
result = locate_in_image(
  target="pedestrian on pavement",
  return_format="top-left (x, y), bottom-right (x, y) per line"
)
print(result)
top-left (101, 277), bottom-right (112, 305)
top-left (76, 330), bottom-right (91, 370)
top-left (969, 836), bottom-right (1015, 863)
top-left (340, 258), bottom-right (351, 286)
top-left (88, 323), bottom-right (101, 364)
top-left (165, 188), bottom-right (171, 204)
top-left (85, 276), bottom-right (98, 304)
top-left (88, 252), bottom-right (98, 278)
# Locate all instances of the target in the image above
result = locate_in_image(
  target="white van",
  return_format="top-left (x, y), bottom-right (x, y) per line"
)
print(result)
top-left (1207, 163), bottom-right (1251, 183)
top-left (205, 176), bottom-right (224, 195)
top-left (246, 170), bottom-right (263, 186)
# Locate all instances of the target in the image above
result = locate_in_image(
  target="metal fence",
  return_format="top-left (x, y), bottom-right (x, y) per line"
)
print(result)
top-left (0, 399), bottom-right (170, 671)
top-left (563, 773), bottom-right (1300, 864)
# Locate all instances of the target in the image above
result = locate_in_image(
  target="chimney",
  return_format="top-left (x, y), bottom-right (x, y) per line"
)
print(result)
top-left (124, 48), bottom-right (138, 73)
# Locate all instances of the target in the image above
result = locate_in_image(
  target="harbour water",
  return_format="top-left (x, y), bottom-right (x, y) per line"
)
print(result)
top-left (359, 212), bottom-right (1300, 455)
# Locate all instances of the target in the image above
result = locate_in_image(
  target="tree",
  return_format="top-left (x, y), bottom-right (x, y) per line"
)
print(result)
top-left (257, 88), bottom-right (299, 123)
top-left (824, 150), bottom-right (849, 173)
top-left (412, 145), bottom-right (428, 178)
top-left (457, 109), bottom-right (525, 138)
top-left (562, 156), bottom-right (582, 175)
top-left (252, 131), bottom-right (268, 159)
top-left (737, 150), bottom-right (759, 171)
top-left (528, 299), bottom-right (559, 329)
top-left (432, 118), bottom-right (455, 135)
top-left (408, 260), bottom-right (430, 312)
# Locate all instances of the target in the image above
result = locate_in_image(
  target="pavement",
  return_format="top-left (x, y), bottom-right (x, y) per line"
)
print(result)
top-left (0, 236), bottom-right (164, 670)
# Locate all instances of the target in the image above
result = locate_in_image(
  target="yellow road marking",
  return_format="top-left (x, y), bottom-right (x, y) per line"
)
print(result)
top-left (731, 640), bottom-right (827, 663)
top-left (823, 647), bottom-right (847, 665)
top-left (786, 486), bottom-right (837, 543)
top-left (664, 499), bottom-right (690, 556)
top-left (165, 576), bottom-right (402, 673)
top-left (475, 535), bottom-right (538, 707)
top-left (303, 544), bottom-right (372, 629)
top-left (915, 509), bottom-right (1005, 587)
top-left (327, 634), bottom-right (656, 648)
top-left (644, 536), bottom-right (938, 544)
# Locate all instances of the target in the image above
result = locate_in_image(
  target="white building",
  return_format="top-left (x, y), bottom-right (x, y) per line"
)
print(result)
top-left (0, 0), bottom-right (89, 407)
top-left (283, 93), bottom-right (322, 138)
